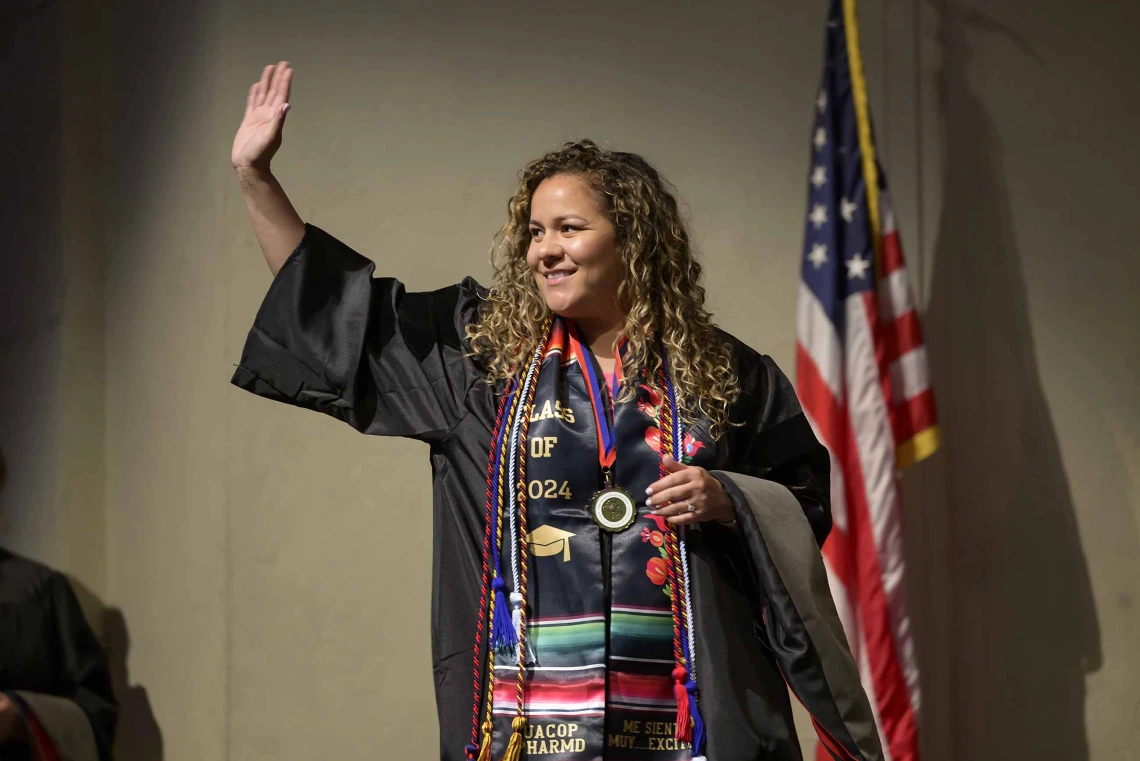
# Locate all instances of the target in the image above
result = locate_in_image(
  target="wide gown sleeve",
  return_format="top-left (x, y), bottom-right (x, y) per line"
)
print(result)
top-left (231, 224), bottom-right (483, 442)
top-left (727, 353), bottom-right (831, 545)
top-left (708, 351), bottom-right (884, 761)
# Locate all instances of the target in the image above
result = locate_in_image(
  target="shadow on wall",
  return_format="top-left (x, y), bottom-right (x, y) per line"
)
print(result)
top-left (909, 4), bottom-right (1103, 760)
top-left (51, 578), bottom-right (164, 761)
top-left (104, 609), bottom-right (164, 761)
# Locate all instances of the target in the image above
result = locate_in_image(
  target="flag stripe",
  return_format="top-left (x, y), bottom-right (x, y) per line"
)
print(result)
top-left (805, 407), bottom-right (850, 535)
top-left (799, 282), bottom-right (845, 398)
top-left (837, 388), bottom-right (920, 761)
top-left (855, 623), bottom-right (895, 761)
top-left (856, 294), bottom-right (924, 720)
top-left (796, 343), bottom-right (846, 456)
top-left (880, 309), bottom-right (925, 367)
top-left (889, 388), bottom-right (938, 447)
top-left (880, 229), bottom-right (905, 276)
top-left (878, 270), bottom-right (913, 322)
top-left (887, 347), bottom-right (931, 403)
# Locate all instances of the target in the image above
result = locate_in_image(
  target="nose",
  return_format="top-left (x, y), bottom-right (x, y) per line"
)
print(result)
top-left (536, 237), bottom-right (564, 267)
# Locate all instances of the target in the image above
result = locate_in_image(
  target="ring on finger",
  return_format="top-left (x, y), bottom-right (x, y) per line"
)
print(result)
top-left (685, 501), bottom-right (696, 513)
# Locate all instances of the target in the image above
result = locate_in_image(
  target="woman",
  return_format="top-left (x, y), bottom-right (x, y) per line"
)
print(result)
top-left (231, 62), bottom-right (882, 761)
top-left (0, 448), bottom-right (118, 761)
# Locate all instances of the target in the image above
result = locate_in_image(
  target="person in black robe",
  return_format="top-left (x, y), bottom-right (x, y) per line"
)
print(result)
top-left (0, 449), bottom-right (118, 761)
top-left (228, 62), bottom-right (884, 761)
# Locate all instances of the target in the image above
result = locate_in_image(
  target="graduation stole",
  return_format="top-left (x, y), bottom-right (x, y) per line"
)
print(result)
top-left (465, 318), bottom-right (710, 761)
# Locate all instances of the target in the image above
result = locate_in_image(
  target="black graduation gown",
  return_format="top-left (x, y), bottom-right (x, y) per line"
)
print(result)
top-left (231, 225), bottom-right (884, 761)
top-left (0, 549), bottom-right (117, 761)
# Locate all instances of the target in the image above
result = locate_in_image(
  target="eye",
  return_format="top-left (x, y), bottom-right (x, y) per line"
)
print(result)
top-left (529, 227), bottom-right (543, 239)
top-left (561, 224), bottom-right (580, 233)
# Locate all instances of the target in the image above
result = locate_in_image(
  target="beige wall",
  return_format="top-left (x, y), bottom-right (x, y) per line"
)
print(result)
top-left (2, 0), bottom-right (1137, 759)
top-left (0, 0), bottom-right (106, 604)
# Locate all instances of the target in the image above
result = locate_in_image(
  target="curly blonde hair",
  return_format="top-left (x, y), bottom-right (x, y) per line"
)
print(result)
top-left (466, 140), bottom-right (740, 438)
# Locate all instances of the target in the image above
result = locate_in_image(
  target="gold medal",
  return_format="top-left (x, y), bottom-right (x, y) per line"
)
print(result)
top-left (590, 486), bottom-right (637, 532)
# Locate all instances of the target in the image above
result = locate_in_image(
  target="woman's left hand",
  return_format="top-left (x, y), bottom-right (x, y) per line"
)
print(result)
top-left (645, 454), bottom-right (736, 526)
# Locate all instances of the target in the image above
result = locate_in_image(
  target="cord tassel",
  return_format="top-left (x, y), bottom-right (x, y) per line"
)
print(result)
top-left (501, 716), bottom-right (527, 761)
top-left (672, 667), bottom-right (691, 742)
top-left (686, 678), bottom-right (705, 754)
top-left (491, 577), bottom-right (517, 653)
top-left (509, 592), bottom-right (537, 665)
top-left (476, 720), bottom-right (494, 761)
top-left (509, 592), bottom-right (523, 640)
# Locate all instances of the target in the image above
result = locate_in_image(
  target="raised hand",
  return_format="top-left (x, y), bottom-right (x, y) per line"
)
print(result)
top-left (231, 62), bottom-right (293, 172)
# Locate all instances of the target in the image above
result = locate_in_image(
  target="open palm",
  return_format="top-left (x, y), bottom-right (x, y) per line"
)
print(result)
top-left (231, 61), bottom-right (293, 171)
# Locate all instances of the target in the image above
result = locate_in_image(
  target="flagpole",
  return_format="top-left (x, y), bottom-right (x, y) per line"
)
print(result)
top-left (913, 0), bottom-right (928, 310)
top-left (842, 0), bottom-right (884, 277)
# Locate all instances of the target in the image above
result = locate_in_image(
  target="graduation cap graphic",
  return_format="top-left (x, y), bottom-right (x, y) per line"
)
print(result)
top-left (527, 525), bottom-right (576, 562)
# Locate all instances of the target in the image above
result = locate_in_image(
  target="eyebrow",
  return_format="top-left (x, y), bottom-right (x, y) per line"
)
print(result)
top-left (529, 215), bottom-right (588, 227)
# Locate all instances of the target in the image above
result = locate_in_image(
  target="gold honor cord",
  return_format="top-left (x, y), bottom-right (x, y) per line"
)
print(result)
top-left (502, 319), bottom-right (550, 761)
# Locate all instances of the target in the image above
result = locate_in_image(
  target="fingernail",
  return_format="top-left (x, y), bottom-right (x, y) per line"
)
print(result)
top-left (645, 487), bottom-right (653, 495)
top-left (282, 103), bottom-right (291, 114)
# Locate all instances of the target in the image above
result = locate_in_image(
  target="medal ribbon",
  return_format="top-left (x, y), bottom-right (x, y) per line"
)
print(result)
top-left (565, 322), bottom-right (624, 475)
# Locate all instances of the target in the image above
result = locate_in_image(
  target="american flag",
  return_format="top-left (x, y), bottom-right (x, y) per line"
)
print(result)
top-left (795, 2), bottom-right (939, 761)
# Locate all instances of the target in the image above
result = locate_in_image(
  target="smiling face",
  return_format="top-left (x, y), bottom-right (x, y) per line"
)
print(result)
top-left (526, 174), bottom-right (624, 332)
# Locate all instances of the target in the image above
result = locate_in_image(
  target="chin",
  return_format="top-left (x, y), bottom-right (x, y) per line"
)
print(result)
top-left (541, 292), bottom-right (584, 319)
